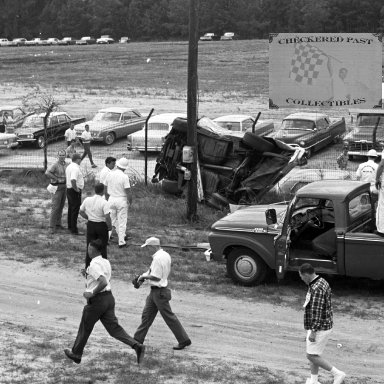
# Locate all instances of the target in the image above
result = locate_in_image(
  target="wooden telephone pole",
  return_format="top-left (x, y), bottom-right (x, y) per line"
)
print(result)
top-left (187, 0), bottom-right (199, 221)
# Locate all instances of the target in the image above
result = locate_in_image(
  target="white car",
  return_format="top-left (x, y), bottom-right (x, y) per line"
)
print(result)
top-left (119, 36), bottom-right (130, 43)
top-left (127, 113), bottom-right (187, 153)
top-left (12, 38), bottom-right (27, 46)
top-left (97, 35), bottom-right (115, 44)
top-left (0, 38), bottom-right (10, 46)
top-left (47, 38), bottom-right (60, 45)
top-left (213, 114), bottom-right (274, 136)
top-left (220, 32), bottom-right (235, 41)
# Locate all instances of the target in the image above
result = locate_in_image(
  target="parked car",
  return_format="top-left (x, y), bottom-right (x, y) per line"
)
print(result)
top-left (12, 38), bottom-right (27, 46)
top-left (209, 180), bottom-right (384, 285)
top-left (46, 38), bottom-right (60, 45)
top-left (199, 33), bottom-right (219, 41)
top-left (76, 36), bottom-right (96, 45)
top-left (268, 112), bottom-right (346, 158)
top-left (57, 37), bottom-right (77, 45)
top-left (74, 107), bottom-right (146, 145)
top-left (25, 38), bottom-right (46, 46)
top-left (152, 116), bottom-right (305, 205)
top-left (0, 132), bottom-right (18, 150)
top-left (220, 32), bottom-right (235, 41)
top-left (0, 38), bottom-right (10, 46)
top-left (213, 115), bottom-right (274, 136)
top-left (96, 35), bottom-right (115, 44)
top-left (119, 36), bottom-right (130, 43)
top-left (127, 113), bottom-right (187, 153)
top-left (0, 105), bottom-right (31, 133)
top-left (16, 112), bottom-right (85, 148)
top-left (343, 109), bottom-right (384, 160)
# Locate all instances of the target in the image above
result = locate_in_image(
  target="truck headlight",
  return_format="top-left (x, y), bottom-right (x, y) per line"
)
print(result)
top-left (299, 140), bottom-right (305, 146)
top-left (343, 141), bottom-right (349, 147)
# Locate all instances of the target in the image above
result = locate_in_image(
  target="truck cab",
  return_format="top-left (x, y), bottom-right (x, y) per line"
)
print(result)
top-left (209, 180), bottom-right (384, 285)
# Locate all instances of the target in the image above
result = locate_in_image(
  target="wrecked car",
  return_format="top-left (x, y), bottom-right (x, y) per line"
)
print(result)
top-left (152, 117), bottom-right (305, 208)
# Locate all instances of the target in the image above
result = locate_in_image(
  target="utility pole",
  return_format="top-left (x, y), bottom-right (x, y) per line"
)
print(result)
top-left (186, 0), bottom-right (199, 221)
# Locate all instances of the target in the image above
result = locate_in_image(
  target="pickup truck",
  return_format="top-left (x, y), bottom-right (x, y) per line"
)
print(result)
top-left (208, 180), bottom-right (384, 285)
top-left (75, 107), bottom-right (146, 145)
top-left (343, 108), bottom-right (384, 159)
top-left (268, 112), bottom-right (346, 158)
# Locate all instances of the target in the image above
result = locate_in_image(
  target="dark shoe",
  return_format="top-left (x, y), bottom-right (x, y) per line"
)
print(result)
top-left (72, 231), bottom-right (85, 236)
top-left (134, 343), bottom-right (145, 364)
top-left (118, 243), bottom-right (128, 248)
top-left (173, 339), bottom-right (191, 350)
top-left (64, 348), bottom-right (81, 364)
top-left (91, 164), bottom-right (98, 168)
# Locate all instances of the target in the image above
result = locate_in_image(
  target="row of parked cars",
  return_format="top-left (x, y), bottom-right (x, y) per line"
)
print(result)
top-left (0, 35), bottom-right (130, 47)
top-left (199, 32), bottom-right (236, 41)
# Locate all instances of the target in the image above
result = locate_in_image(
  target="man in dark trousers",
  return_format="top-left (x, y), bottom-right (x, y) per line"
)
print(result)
top-left (64, 239), bottom-right (145, 365)
top-left (80, 183), bottom-right (112, 268)
top-left (133, 237), bottom-right (191, 350)
top-left (80, 124), bottom-right (97, 168)
top-left (65, 153), bottom-right (84, 235)
top-left (299, 263), bottom-right (346, 384)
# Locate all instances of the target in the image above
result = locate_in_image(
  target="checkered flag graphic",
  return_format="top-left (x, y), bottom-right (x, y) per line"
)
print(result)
top-left (289, 43), bottom-right (329, 85)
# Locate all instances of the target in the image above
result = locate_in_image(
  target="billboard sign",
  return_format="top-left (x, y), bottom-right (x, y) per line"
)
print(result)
top-left (269, 33), bottom-right (382, 109)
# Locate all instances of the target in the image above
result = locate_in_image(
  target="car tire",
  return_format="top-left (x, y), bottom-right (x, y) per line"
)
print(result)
top-left (226, 247), bottom-right (268, 286)
top-left (162, 179), bottom-right (180, 194)
top-left (104, 132), bottom-right (116, 145)
top-left (241, 132), bottom-right (275, 153)
top-left (36, 135), bottom-right (46, 149)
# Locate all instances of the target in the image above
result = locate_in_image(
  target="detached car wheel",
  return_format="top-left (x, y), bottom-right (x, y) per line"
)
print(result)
top-left (227, 247), bottom-right (267, 286)
top-left (36, 135), bottom-right (46, 149)
top-left (241, 132), bottom-right (275, 153)
top-left (104, 132), bottom-right (116, 145)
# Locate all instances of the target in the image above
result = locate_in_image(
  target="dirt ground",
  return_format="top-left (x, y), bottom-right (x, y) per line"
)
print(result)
top-left (1, 256), bottom-right (382, 383)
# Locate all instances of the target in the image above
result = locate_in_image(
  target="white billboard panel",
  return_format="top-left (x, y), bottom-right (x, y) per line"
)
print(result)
top-left (269, 33), bottom-right (382, 109)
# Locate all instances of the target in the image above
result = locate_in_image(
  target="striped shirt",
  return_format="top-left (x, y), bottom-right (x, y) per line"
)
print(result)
top-left (303, 276), bottom-right (333, 331)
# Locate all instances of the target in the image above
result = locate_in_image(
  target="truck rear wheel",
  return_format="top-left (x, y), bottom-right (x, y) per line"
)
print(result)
top-left (227, 247), bottom-right (267, 286)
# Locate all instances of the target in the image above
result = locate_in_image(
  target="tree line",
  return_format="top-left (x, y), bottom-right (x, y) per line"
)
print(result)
top-left (0, 0), bottom-right (384, 41)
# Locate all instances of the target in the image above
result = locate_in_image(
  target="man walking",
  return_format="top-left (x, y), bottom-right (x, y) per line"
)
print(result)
top-left (299, 263), bottom-right (346, 384)
top-left (105, 158), bottom-right (132, 248)
top-left (45, 150), bottom-right (68, 234)
top-left (64, 239), bottom-right (145, 365)
top-left (80, 183), bottom-right (112, 268)
top-left (81, 124), bottom-right (97, 168)
top-left (66, 153), bottom-right (84, 235)
top-left (133, 237), bottom-right (191, 350)
top-left (64, 123), bottom-right (77, 148)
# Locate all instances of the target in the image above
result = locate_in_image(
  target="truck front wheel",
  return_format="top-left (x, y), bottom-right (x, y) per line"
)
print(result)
top-left (227, 248), bottom-right (267, 286)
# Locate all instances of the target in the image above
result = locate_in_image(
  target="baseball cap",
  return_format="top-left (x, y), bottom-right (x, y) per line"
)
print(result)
top-left (367, 149), bottom-right (378, 157)
top-left (141, 237), bottom-right (160, 247)
top-left (116, 157), bottom-right (129, 170)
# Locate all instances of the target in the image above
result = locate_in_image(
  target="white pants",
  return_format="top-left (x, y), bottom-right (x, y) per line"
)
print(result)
top-left (108, 196), bottom-right (128, 245)
top-left (306, 329), bottom-right (332, 355)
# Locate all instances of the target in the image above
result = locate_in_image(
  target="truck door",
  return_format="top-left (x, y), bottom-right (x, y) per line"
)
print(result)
top-left (275, 227), bottom-right (291, 280)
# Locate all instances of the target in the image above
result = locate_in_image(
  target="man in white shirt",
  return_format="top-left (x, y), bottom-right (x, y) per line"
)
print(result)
top-left (80, 183), bottom-right (112, 268)
top-left (105, 158), bottom-right (132, 248)
top-left (356, 149), bottom-right (378, 196)
top-left (80, 124), bottom-right (97, 168)
top-left (64, 123), bottom-right (77, 147)
top-left (134, 237), bottom-right (191, 350)
top-left (64, 239), bottom-right (145, 365)
top-left (66, 153), bottom-right (85, 235)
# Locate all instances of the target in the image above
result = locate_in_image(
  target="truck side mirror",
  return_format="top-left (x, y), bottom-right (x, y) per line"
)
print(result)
top-left (265, 208), bottom-right (277, 225)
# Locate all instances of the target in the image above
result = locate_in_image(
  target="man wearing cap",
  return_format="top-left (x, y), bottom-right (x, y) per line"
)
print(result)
top-left (80, 183), bottom-right (112, 268)
top-left (45, 150), bottom-right (68, 234)
top-left (356, 149), bottom-right (378, 197)
top-left (66, 153), bottom-right (85, 235)
top-left (80, 124), bottom-right (97, 168)
top-left (64, 239), bottom-right (145, 365)
top-left (104, 158), bottom-right (132, 248)
top-left (133, 237), bottom-right (191, 350)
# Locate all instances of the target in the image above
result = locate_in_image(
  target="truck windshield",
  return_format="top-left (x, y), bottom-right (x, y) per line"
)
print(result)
top-left (281, 120), bottom-right (315, 131)
top-left (357, 115), bottom-right (384, 127)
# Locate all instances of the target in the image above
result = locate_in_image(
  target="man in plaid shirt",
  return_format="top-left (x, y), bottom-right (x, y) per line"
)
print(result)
top-left (299, 263), bottom-right (346, 384)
